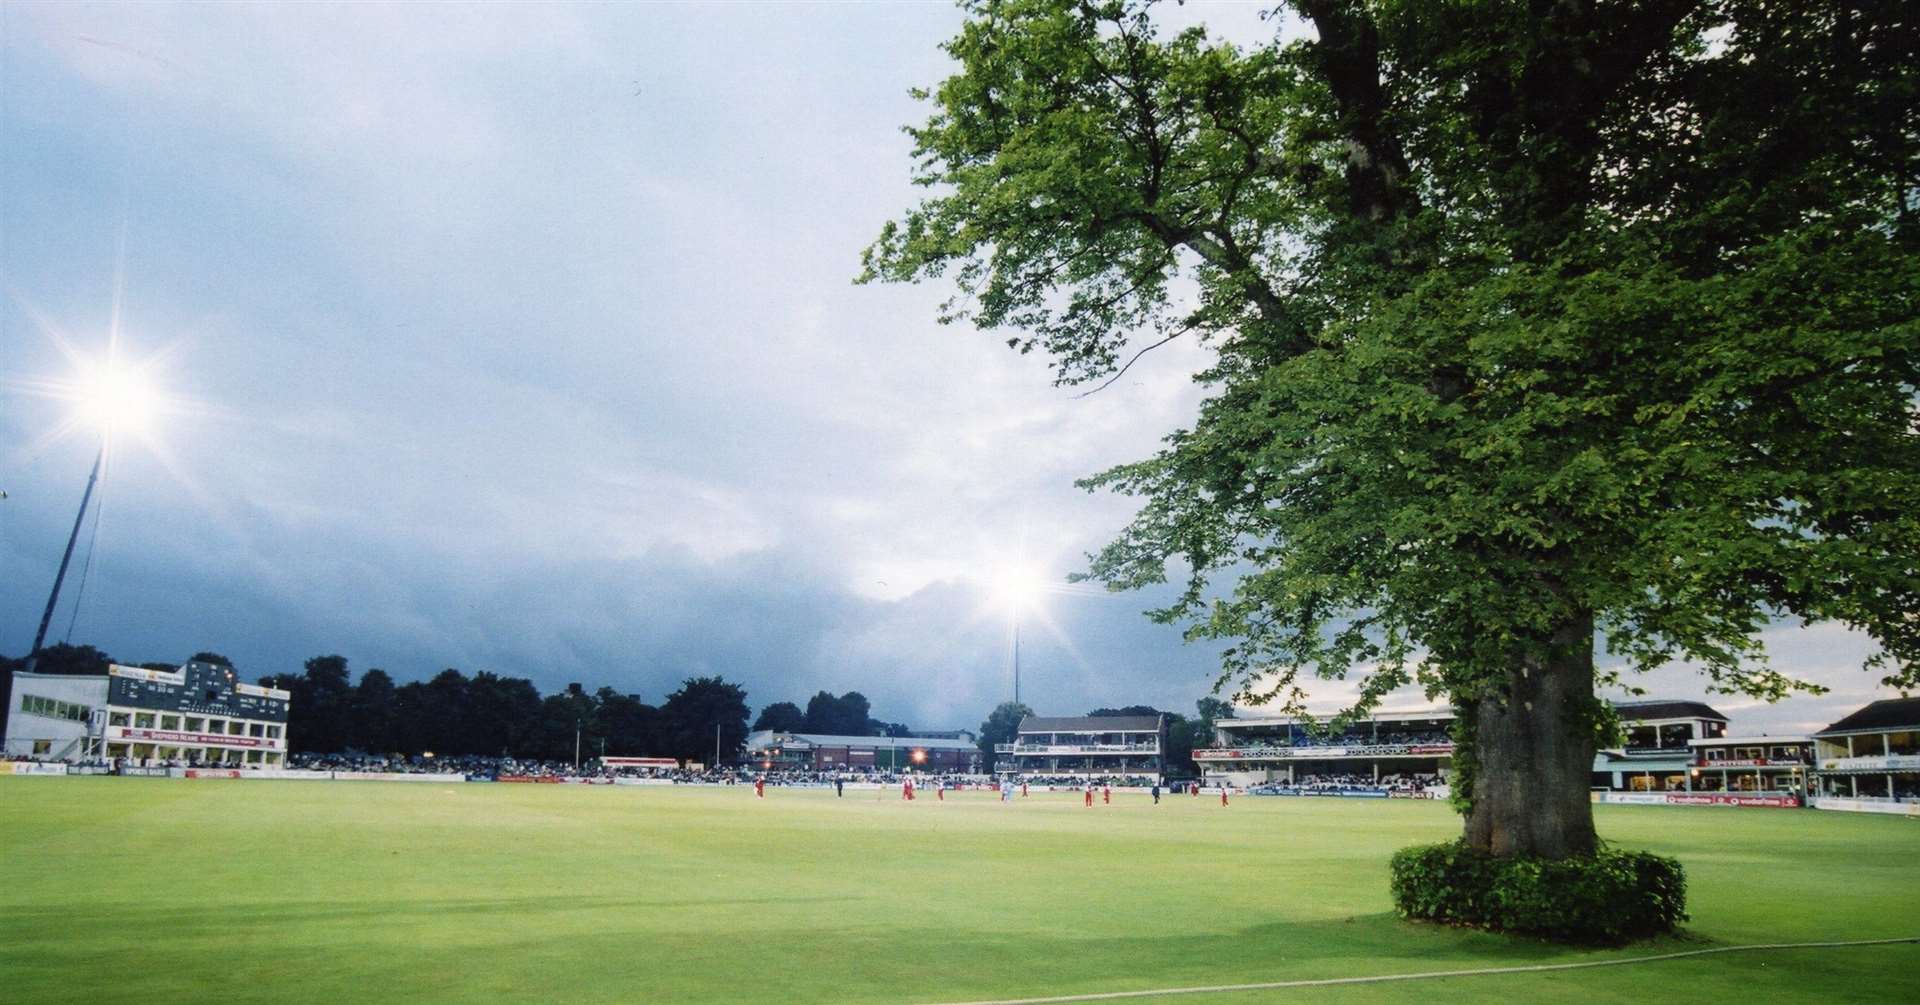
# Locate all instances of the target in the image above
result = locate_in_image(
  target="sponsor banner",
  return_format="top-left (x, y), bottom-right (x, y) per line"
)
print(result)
top-left (558, 777), bottom-right (615, 785)
top-left (1665, 793), bottom-right (1799, 808)
top-left (1594, 792), bottom-right (1667, 805)
top-left (330, 772), bottom-right (459, 783)
top-left (612, 777), bottom-right (675, 786)
top-left (1595, 791), bottom-right (1799, 808)
top-left (65, 764), bottom-right (112, 776)
top-left (234, 681), bottom-right (292, 700)
top-left (112, 727), bottom-right (271, 749)
top-left (183, 768), bottom-right (243, 779)
top-left (118, 765), bottom-right (171, 777)
top-left (239, 769), bottom-right (332, 780)
top-left (465, 774), bottom-right (498, 783)
top-left (109, 664), bottom-right (185, 685)
top-left (496, 775), bottom-right (563, 784)
top-left (2, 761), bottom-right (72, 776)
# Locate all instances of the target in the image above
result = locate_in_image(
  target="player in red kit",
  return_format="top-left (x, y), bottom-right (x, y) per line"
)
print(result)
top-left (1102, 783), bottom-right (1111, 805)
top-left (902, 776), bottom-right (915, 801)
top-left (754, 776), bottom-right (765, 798)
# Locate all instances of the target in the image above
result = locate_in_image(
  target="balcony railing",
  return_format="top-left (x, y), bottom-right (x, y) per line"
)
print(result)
top-left (1006, 743), bottom-right (1161, 755)
top-left (1194, 741), bottom-right (1454, 761)
top-left (1816, 753), bottom-right (1920, 772)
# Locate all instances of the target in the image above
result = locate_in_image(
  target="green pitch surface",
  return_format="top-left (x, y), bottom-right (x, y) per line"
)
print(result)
top-left (2, 780), bottom-right (1917, 1003)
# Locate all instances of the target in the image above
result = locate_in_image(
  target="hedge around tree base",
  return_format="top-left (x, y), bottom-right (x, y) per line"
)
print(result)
top-left (1389, 841), bottom-right (1687, 944)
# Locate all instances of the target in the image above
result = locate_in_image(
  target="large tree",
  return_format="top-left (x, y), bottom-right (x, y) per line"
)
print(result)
top-left (660, 677), bottom-right (752, 765)
top-left (753, 701), bottom-right (807, 732)
top-left (866, 0), bottom-right (1918, 859)
top-left (977, 700), bottom-right (1034, 771)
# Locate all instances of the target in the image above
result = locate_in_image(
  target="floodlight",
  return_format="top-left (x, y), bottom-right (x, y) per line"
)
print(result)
top-left (75, 360), bottom-right (160, 434)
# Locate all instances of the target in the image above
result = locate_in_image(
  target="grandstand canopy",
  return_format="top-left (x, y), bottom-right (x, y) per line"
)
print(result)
top-left (1612, 699), bottom-right (1727, 723)
top-left (1813, 697), bottom-right (1920, 737)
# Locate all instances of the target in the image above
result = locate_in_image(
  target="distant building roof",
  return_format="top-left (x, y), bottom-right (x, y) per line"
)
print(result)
top-left (1017, 715), bottom-right (1165, 734)
top-left (1814, 697), bottom-right (1920, 736)
top-left (1612, 700), bottom-right (1727, 723)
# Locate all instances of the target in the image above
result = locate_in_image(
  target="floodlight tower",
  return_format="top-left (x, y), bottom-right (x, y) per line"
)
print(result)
top-left (22, 443), bottom-right (105, 675)
top-left (22, 359), bottom-right (158, 674)
top-left (992, 565), bottom-right (1041, 706)
top-left (1012, 609), bottom-right (1021, 706)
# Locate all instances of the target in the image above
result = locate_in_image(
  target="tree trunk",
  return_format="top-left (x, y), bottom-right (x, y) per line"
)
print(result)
top-left (1462, 612), bottom-right (1599, 859)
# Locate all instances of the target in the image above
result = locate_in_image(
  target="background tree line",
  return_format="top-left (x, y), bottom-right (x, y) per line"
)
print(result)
top-left (2, 644), bottom-right (753, 764)
top-left (8, 642), bottom-right (1233, 772)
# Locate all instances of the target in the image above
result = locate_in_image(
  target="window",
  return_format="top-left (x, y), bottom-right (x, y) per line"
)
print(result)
top-left (228, 721), bottom-right (245, 736)
top-left (206, 719), bottom-right (225, 735)
top-left (134, 712), bottom-right (156, 729)
top-left (184, 717), bottom-right (204, 732)
top-left (161, 715), bottom-right (180, 731)
top-left (109, 711), bottom-right (130, 727)
top-left (21, 695), bottom-right (95, 723)
top-left (266, 725), bottom-right (282, 739)
top-left (249, 723), bottom-right (264, 737)
top-left (32, 740), bottom-right (51, 755)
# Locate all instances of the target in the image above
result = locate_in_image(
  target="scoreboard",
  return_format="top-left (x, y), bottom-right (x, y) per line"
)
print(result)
top-left (107, 661), bottom-right (290, 723)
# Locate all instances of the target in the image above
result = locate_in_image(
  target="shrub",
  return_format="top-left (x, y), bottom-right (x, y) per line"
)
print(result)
top-left (1389, 841), bottom-right (1687, 943)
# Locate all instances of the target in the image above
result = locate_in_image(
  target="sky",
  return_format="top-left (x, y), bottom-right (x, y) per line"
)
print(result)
top-left (0, 1), bottom-right (1897, 738)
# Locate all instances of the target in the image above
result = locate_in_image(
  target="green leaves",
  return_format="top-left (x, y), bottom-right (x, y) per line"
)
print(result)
top-left (867, 0), bottom-right (1920, 719)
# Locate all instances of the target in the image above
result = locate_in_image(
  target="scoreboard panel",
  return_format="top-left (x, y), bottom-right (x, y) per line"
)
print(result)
top-left (107, 661), bottom-right (290, 723)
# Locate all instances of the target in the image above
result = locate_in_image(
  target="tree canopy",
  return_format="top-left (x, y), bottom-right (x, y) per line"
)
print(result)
top-left (977, 700), bottom-right (1034, 771)
top-left (866, 0), bottom-right (1918, 857)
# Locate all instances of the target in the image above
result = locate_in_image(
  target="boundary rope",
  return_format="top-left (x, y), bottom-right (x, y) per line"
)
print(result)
top-left (918, 935), bottom-right (1920, 1005)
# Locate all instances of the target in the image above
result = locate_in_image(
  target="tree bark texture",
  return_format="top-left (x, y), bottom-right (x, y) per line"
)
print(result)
top-left (1463, 613), bottom-right (1600, 859)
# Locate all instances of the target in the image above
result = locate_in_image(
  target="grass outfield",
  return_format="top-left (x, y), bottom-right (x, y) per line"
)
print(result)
top-left (2, 780), bottom-right (1916, 1003)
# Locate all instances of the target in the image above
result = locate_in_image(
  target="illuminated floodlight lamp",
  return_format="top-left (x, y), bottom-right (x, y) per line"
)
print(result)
top-left (74, 359), bottom-right (161, 435)
top-left (989, 563), bottom-right (1046, 614)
